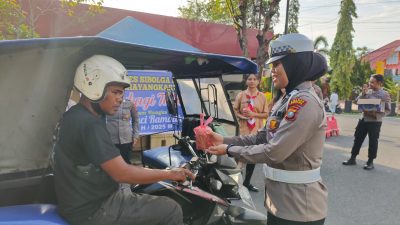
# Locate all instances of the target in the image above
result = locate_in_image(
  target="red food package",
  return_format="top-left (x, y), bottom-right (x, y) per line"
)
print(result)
top-left (194, 113), bottom-right (214, 150)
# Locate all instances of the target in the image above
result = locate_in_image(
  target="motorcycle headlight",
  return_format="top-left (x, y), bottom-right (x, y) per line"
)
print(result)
top-left (229, 172), bottom-right (240, 183)
top-left (210, 178), bottom-right (223, 191)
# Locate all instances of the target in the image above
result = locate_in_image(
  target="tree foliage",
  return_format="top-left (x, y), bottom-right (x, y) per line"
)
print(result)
top-left (178, 0), bottom-right (232, 24)
top-left (329, 0), bottom-right (357, 99)
top-left (383, 76), bottom-right (397, 101)
top-left (313, 35), bottom-right (329, 56)
top-left (179, 0), bottom-right (281, 70)
top-left (0, 0), bottom-right (38, 39)
top-left (1, 0), bottom-right (104, 40)
top-left (60, 0), bottom-right (104, 16)
top-left (287, 0), bottom-right (299, 33)
top-left (351, 47), bottom-right (372, 87)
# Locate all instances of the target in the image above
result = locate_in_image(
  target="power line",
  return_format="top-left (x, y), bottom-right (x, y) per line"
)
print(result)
top-left (355, 21), bottom-right (400, 24)
top-left (300, 0), bottom-right (400, 12)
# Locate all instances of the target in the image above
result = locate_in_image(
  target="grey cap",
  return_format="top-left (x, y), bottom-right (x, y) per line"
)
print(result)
top-left (266, 33), bottom-right (314, 64)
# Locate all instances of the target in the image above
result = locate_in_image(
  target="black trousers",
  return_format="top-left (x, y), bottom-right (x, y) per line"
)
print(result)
top-left (351, 119), bottom-right (382, 160)
top-left (243, 163), bottom-right (255, 186)
top-left (115, 143), bottom-right (133, 164)
top-left (267, 212), bottom-right (325, 225)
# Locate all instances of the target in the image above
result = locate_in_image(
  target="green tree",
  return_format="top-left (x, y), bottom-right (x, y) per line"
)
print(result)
top-left (351, 47), bottom-right (372, 87)
top-left (349, 47), bottom-right (373, 99)
top-left (23, 0), bottom-right (104, 37)
top-left (178, 0), bottom-right (232, 24)
top-left (313, 35), bottom-right (329, 56)
top-left (1, 0), bottom-right (104, 40)
top-left (329, 0), bottom-right (357, 99)
top-left (383, 76), bottom-right (397, 101)
top-left (0, 0), bottom-right (38, 39)
top-left (287, 0), bottom-right (299, 33)
top-left (179, 0), bottom-right (281, 70)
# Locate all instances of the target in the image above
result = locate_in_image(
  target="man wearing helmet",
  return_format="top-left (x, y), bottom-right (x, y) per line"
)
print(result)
top-left (205, 34), bottom-right (328, 225)
top-left (53, 55), bottom-right (194, 225)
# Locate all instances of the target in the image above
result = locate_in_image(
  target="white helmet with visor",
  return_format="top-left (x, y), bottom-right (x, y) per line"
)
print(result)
top-left (74, 55), bottom-right (130, 102)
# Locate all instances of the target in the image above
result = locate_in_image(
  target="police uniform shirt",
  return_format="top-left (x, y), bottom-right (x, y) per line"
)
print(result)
top-left (359, 88), bottom-right (391, 122)
top-left (224, 81), bottom-right (328, 222)
top-left (106, 100), bottom-right (139, 144)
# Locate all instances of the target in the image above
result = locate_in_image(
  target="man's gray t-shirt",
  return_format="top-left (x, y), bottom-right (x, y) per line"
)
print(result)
top-left (54, 104), bottom-right (120, 225)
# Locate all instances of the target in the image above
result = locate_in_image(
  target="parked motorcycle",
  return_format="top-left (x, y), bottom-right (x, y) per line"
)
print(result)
top-left (135, 134), bottom-right (267, 225)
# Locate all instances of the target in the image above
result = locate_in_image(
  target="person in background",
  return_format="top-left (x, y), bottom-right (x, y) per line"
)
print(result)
top-left (206, 33), bottom-right (328, 225)
top-left (54, 55), bottom-right (194, 225)
top-left (106, 99), bottom-right (139, 164)
top-left (233, 74), bottom-right (269, 192)
top-left (343, 74), bottom-right (391, 170)
top-left (329, 90), bottom-right (339, 114)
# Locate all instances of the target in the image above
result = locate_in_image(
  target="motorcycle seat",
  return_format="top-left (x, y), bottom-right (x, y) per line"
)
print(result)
top-left (0, 204), bottom-right (69, 225)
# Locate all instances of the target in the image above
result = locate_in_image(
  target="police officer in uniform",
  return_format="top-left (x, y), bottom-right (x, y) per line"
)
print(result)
top-left (343, 74), bottom-right (391, 170)
top-left (106, 98), bottom-right (139, 164)
top-left (206, 33), bottom-right (328, 225)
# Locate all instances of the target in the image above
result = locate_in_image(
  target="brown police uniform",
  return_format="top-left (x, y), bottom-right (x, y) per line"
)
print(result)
top-left (224, 81), bottom-right (328, 222)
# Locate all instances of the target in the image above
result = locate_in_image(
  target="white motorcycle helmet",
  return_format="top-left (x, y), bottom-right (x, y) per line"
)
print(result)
top-left (74, 55), bottom-right (130, 102)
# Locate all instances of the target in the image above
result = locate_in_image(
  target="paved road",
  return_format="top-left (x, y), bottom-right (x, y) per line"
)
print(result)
top-left (247, 114), bottom-right (400, 225)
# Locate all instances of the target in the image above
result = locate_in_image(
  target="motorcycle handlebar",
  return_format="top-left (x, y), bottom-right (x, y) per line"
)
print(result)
top-left (173, 134), bottom-right (198, 158)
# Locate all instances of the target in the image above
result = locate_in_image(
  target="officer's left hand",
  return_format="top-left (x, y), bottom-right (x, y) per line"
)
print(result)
top-left (205, 144), bottom-right (228, 155)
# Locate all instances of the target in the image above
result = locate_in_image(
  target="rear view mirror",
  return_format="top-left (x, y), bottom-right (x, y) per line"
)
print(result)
top-left (165, 90), bottom-right (178, 116)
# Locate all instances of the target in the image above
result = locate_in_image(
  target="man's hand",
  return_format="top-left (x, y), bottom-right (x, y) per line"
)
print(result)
top-left (166, 168), bottom-right (196, 183)
top-left (205, 144), bottom-right (228, 155)
top-left (363, 111), bottom-right (377, 118)
top-left (362, 84), bottom-right (368, 95)
top-left (207, 131), bottom-right (224, 146)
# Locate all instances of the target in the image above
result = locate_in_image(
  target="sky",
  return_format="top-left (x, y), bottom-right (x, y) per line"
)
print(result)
top-left (102, 0), bottom-right (400, 51)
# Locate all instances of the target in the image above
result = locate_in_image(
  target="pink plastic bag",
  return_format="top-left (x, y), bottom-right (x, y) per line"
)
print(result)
top-left (194, 113), bottom-right (214, 150)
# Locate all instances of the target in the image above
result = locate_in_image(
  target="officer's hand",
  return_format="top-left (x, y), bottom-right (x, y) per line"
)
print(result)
top-left (167, 168), bottom-right (196, 183)
top-left (362, 85), bottom-right (368, 95)
top-left (208, 132), bottom-right (224, 146)
top-left (205, 144), bottom-right (228, 156)
top-left (364, 111), bottom-right (377, 117)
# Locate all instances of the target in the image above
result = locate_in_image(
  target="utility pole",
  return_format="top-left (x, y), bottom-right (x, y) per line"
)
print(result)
top-left (284, 0), bottom-right (290, 34)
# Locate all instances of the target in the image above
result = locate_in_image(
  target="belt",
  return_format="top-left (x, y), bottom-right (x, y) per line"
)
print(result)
top-left (263, 164), bottom-right (321, 184)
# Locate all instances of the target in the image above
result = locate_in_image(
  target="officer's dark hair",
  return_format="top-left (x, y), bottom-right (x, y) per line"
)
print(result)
top-left (371, 74), bottom-right (384, 84)
top-left (244, 73), bottom-right (261, 80)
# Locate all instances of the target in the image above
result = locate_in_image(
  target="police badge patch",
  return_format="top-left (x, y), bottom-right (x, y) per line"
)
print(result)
top-left (285, 98), bottom-right (307, 121)
top-left (268, 118), bottom-right (280, 132)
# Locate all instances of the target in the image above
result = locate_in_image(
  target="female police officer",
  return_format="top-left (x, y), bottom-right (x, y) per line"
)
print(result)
top-left (206, 33), bottom-right (328, 225)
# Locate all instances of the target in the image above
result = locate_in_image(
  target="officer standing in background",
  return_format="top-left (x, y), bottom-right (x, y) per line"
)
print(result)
top-left (205, 33), bottom-right (328, 225)
top-left (107, 99), bottom-right (139, 164)
top-left (343, 74), bottom-right (391, 170)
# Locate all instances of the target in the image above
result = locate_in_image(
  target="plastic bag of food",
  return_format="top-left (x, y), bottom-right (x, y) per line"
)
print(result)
top-left (193, 113), bottom-right (213, 150)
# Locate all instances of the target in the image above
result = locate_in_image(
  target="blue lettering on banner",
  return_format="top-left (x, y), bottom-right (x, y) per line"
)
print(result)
top-left (125, 70), bottom-right (183, 135)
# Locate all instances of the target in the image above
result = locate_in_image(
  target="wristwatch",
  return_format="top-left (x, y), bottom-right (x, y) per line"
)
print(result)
top-left (226, 144), bottom-right (234, 157)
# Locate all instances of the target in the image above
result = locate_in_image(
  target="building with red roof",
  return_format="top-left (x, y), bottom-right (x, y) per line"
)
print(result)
top-left (363, 40), bottom-right (400, 78)
top-left (20, 0), bottom-right (269, 59)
